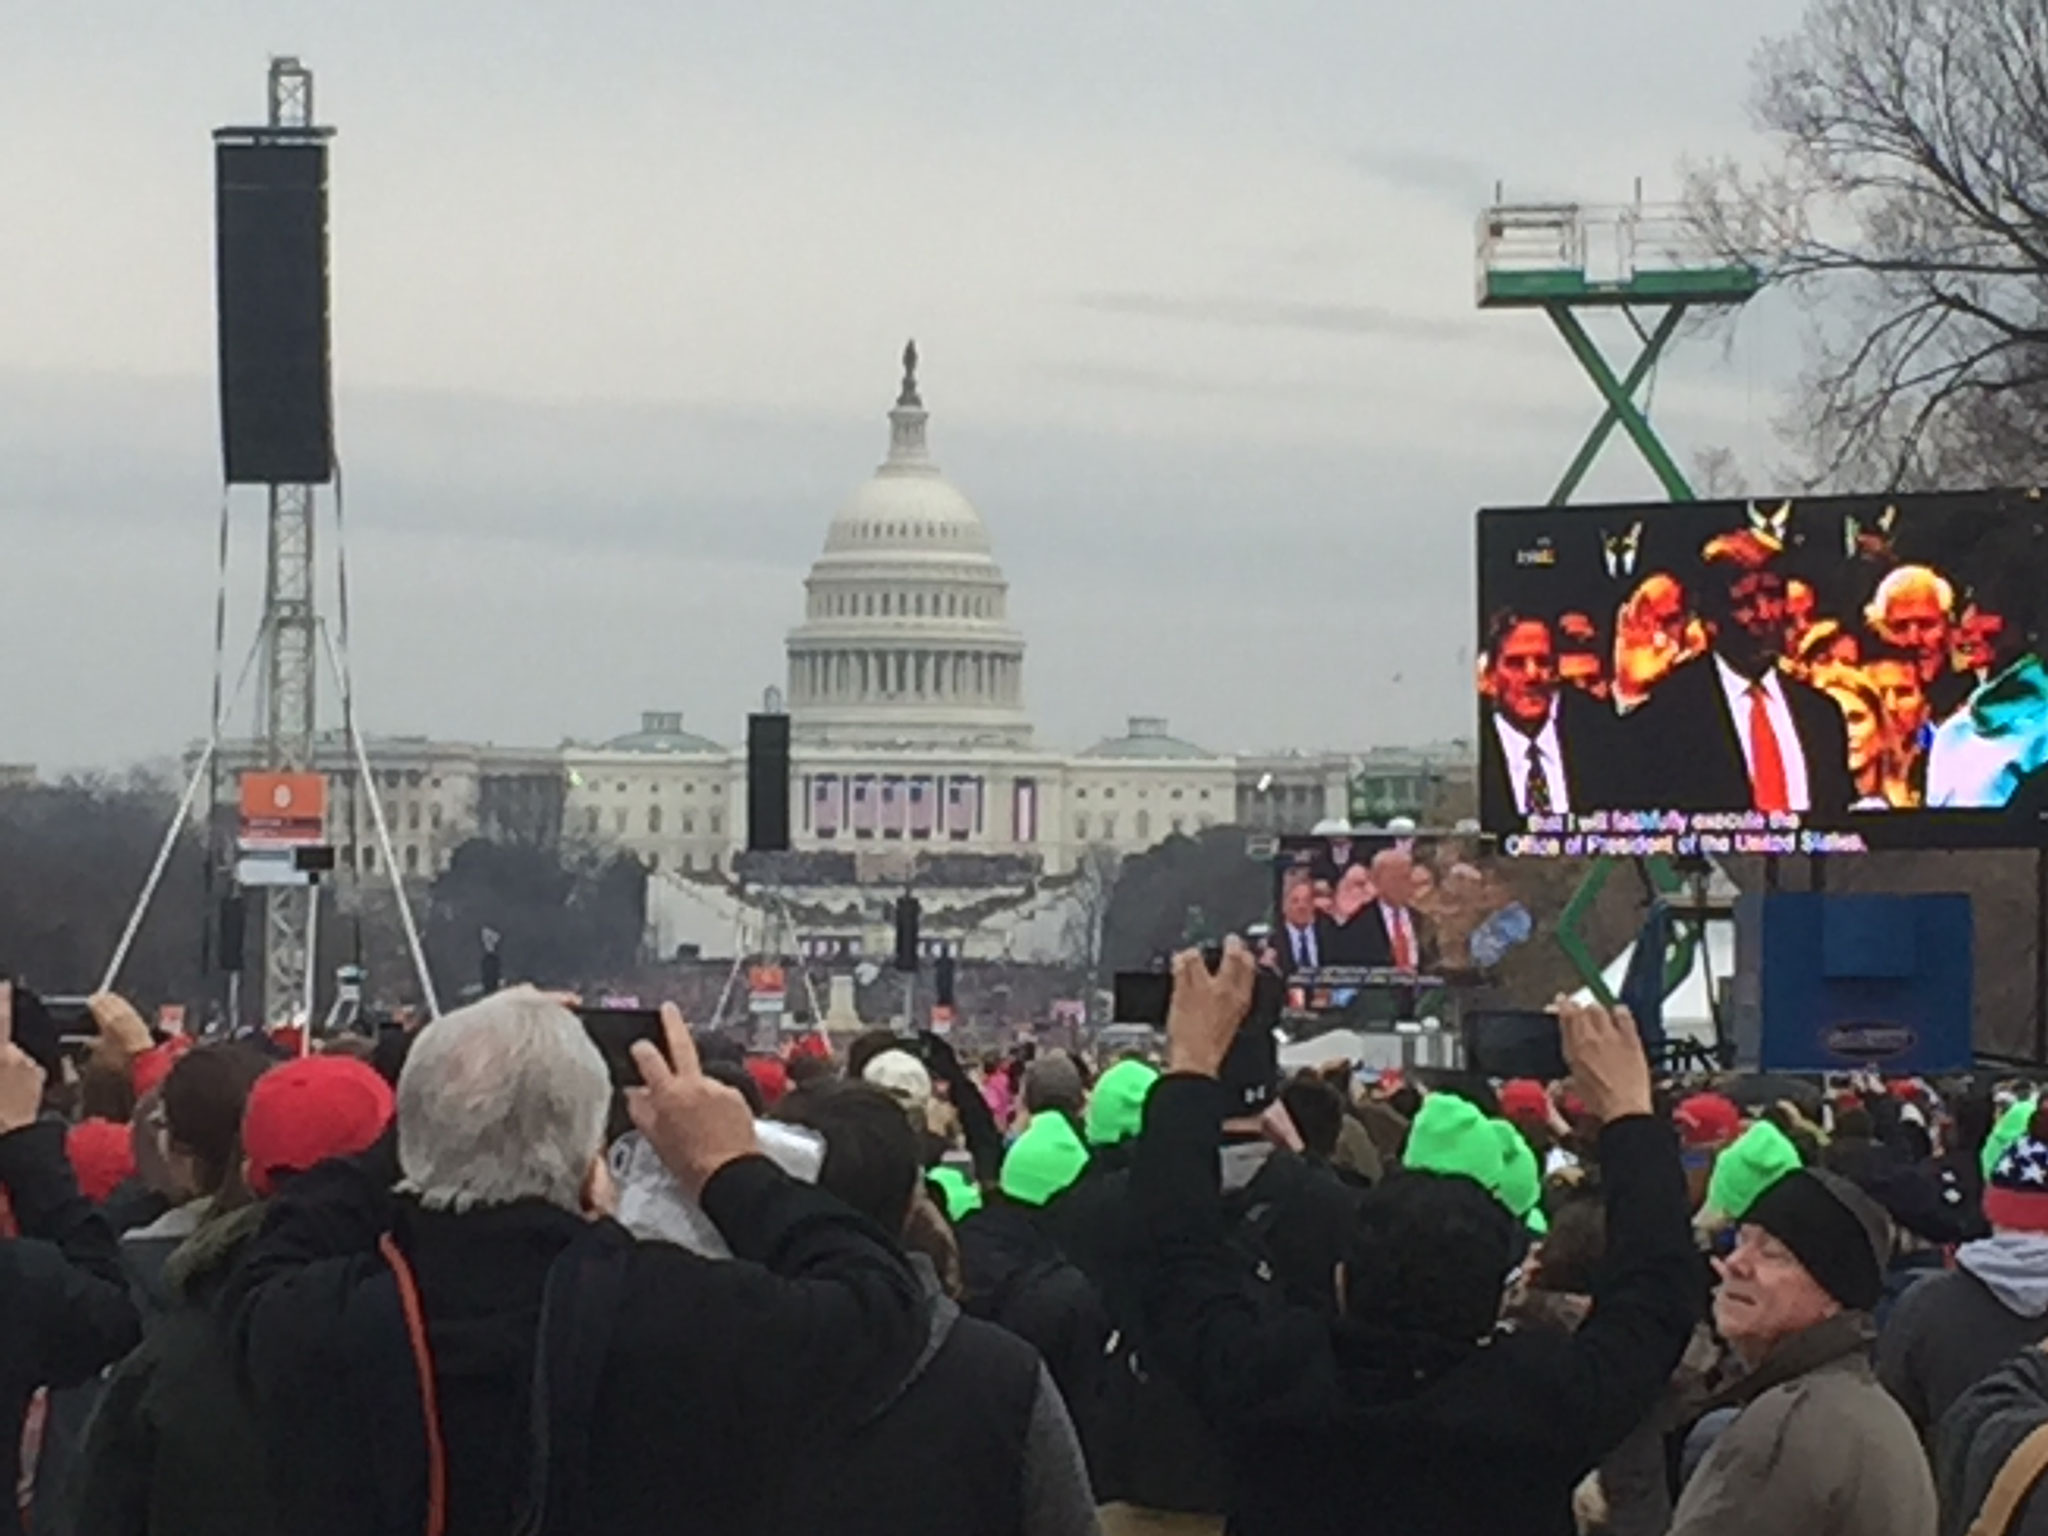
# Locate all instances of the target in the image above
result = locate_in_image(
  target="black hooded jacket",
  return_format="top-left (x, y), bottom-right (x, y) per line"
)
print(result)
top-left (221, 1139), bottom-right (924, 1536)
top-left (1132, 1076), bottom-right (1699, 1536)
top-left (0, 1120), bottom-right (143, 1536)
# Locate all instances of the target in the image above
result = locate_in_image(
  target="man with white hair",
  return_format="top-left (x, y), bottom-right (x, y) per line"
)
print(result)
top-left (1867, 563), bottom-right (1971, 722)
top-left (225, 988), bottom-right (924, 1536)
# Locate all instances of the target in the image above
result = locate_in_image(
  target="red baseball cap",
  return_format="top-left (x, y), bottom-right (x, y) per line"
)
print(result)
top-left (1497, 1079), bottom-right (1551, 1128)
top-left (1673, 1092), bottom-right (1742, 1150)
top-left (66, 1119), bottom-right (138, 1204)
top-left (241, 1057), bottom-right (395, 1197)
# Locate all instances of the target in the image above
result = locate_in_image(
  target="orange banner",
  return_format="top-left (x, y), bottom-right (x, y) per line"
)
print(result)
top-left (239, 771), bottom-right (328, 846)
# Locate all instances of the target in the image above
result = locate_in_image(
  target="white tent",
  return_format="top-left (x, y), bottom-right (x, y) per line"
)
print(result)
top-left (1571, 920), bottom-right (1736, 1047)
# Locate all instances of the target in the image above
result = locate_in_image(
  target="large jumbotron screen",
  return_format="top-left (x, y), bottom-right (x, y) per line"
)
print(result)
top-left (1475, 491), bottom-right (2048, 855)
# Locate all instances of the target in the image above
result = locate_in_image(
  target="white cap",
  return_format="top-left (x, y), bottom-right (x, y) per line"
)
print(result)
top-left (863, 1049), bottom-right (933, 1111)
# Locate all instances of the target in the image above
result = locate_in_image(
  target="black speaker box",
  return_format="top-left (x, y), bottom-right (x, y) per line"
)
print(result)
top-left (215, 138), bottom-right (333, 485)
top-left (894, 895), bottom-right (921, 973)
top-left (745, 713), bottom-right (792, 852)
top-left (218, 895), bottom-right (247, 974)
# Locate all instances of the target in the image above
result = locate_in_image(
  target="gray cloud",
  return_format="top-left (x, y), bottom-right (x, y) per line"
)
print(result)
top-left (1074, 291), bottom-right (1472, 343)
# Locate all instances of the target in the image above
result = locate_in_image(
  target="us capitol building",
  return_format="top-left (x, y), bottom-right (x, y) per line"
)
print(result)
top-left (220, 346), bottom-right (1468, 963)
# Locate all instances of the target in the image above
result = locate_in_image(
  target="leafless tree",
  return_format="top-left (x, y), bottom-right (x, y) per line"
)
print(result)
top-left (1688, 0), bottom-right (2048, 488)
top-left (1060, 844), bottom-right (1120, 978)
top-left (1692, 444), bottom-right (1751, 498)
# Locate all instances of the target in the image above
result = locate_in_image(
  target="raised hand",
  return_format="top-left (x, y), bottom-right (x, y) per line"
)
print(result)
top-left (626, 1002), bottom-right (760, 1199)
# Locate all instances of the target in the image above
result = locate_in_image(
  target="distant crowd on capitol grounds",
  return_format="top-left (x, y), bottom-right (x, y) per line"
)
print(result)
top-left (19, 950), bottom-right (2048, 1535)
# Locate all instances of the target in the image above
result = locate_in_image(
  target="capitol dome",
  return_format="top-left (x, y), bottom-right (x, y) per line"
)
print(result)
top-left (786, 343), bottom-right (1031, 749)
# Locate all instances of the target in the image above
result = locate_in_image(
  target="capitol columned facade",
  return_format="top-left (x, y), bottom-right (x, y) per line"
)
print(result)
top-left (211, 346), bottom-right (1471, 960)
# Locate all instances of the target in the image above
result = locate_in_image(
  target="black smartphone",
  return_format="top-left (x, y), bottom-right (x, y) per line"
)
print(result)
top-left (1463, 1008), bottom-right (1569, 1082)
top-left (1110, 951), bottom-right (1280, 1116)
top-left (576, 1006), bottom-right (667, 1089)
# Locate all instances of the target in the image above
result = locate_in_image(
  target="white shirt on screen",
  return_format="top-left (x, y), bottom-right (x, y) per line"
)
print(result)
top-left (1285, 924), bottom-right (1319, 969)
top-left (1713, 654), bottom-right (1810, 811)
top-left (1492, 702), bottom-right (1570, 815)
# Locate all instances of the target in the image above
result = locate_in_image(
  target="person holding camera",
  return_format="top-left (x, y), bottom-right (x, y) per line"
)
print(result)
top-left (0, 981), bottom-right (143, 1536)
top-left (1130, 941), bottom-right (1700, 1536)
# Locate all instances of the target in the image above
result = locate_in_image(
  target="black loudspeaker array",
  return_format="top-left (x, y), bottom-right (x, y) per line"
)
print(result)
top-left (217, 895), bottom-right (247, 974)
top-left (934, 954), bottom-right (957, 1007)
top-left (746, 714), bottom-right (792, 853)
top-left (214, 128), bottom-right (334, 485)
top-left (894, 896), bottom-right (922, 973)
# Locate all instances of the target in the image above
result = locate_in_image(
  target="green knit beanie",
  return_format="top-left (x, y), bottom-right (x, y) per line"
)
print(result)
top-left (1985, 1098), bottom-right (2039, 1182)
top-left (1085, 1059), bottom-right (1160, 1147)
top-left (1494, 1120), bottom-right (1547, 1234)
top-left (1705, 1120), bottom-right (1802, 1223)
top-left (1403, 1094), bottom-right (1506, 1190)
top-left (1000, 1113), bottom-right (1090, 1207)
top-left (928, 1166), bottom-right (983, 1223)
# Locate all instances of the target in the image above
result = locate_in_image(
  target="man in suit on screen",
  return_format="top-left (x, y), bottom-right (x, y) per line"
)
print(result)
top-left (1631, 531), bottom-right (1854, 818)
top-left (1477, 611), bottom-right (1620, 828)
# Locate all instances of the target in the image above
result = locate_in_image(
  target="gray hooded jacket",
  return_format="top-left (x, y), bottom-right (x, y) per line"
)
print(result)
top-left (1881, 1234), bottom-right (2048, 1435)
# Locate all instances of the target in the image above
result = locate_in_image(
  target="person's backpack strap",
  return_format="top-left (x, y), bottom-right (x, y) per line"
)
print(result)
top-left (379, 1232), bottom-right (448, 1536)
top-left (1969, 1422), bottom-right (2048, 1536)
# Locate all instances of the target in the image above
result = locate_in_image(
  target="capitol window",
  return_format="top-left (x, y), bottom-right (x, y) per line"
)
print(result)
top-left (614, 809), bottom-right (627, 834)
top-left (1103, 788), bottom-right (1116, 800)
top-left (648, 806), bottom-right (662, 834)
top-left (914, 593), bottom-right (924, 615)
top-left (881, 594), bottom-right (892, 615)
top-left (1074, 816), bottom-right (1088, 840)
top-left (1171, 789), bottom-right (1184, 800)
top-left (710, 812), bottom-right (722, 835)
top-left (683, 815), bottom-right (695, 834)
top-left (585, 808), bottom-right (599, 835)
top-left (1136, 811), bottom-right (1151, 840)
top-left (1103, 816), bottom-right (1118, 840)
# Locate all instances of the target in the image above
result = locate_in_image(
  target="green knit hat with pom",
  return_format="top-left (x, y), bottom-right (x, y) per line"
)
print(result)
top-left (1704, 1120), bottom-right (1802, 1223)
top-left (1000, 1113), bottom-right (1090, 1207)
top-left (1086, 1059), bottom-right (1160, 1147)
top-left (1493, 1120), bottom-right (1548, 1235)
top-left (1403, 1094), bottom-right (1505, 1189)
top-left (928, 1165), bottom-right (983, 1223)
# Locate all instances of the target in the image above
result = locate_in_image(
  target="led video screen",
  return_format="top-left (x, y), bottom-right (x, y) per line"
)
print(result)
top-left (1265, 832), bottom-right (1529, 1022)
top-left (1476, 492), bottom-right (2048, 855)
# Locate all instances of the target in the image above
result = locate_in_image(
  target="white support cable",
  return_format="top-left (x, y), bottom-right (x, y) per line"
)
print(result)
top-left (318, 623), bottom-right (442, 1018)
top-left (102, 623), bottom-right (268, 994)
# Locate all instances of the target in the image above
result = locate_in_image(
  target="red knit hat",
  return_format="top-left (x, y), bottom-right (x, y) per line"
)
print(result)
top-left (66, 1119), bottom-right (138, 1204)
top-left (744, 1056), bottom-right (790, 1109)
top-left (1673, 1092), bottom-right (1742, 1150)
top-left (241, 1057), bottom-right (395, 1197)
top-left (1497, 1079), bottom-right (1551, 1128)
top-left (130, 1038), bottom-right (193, 1098)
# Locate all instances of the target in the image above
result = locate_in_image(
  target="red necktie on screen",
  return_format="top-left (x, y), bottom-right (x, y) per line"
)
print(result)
top-left (1391, 910), bottom-right (1415, 970)
top-left (1748, 682), bottom-right (1790, 812)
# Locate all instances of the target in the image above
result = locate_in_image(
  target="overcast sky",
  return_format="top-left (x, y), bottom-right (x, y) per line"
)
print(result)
top-left (0, 0), bottom-right (1818, 772)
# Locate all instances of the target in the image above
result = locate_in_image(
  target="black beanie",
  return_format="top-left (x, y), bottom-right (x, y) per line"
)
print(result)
top-left (1744, 1167), bottom-right (1891, 1313)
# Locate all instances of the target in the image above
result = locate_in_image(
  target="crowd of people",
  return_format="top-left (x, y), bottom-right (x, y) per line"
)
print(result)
top-left (12, 961), bottom-right (2048, 1534)
top-left (1479, 506), bottom-right (2048, 824)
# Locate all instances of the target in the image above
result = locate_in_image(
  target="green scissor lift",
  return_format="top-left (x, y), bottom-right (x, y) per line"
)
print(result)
top-left (1477, 200), bottom-right (1761, 1012)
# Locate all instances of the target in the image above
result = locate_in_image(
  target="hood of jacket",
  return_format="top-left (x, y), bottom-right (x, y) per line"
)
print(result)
top-left (1959, 1233), bottom-right (2048, 1318)
top-left (611, 1131), bottom-right (732, 1258)
top-left (164, 1199), bottom-right (268, 1301)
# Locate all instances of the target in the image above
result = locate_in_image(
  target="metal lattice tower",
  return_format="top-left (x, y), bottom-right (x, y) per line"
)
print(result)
top-left (1477, 196), bottom-right (1760, 1005)
top-left (259, 56), bottom-right (320, 1025)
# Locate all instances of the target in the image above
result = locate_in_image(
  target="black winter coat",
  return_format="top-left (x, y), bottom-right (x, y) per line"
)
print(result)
top-left (72, 1202), bottom-right (279, 1536)
top-left (221, 1142), bottom-right (924, 1536)
top-left (956, 1198), bottom-right (1111, 1448)
top-left (1133, 1076), bottom-right (1700, 1536)
top-left (0, 1121), bottom-right (143, 1536)
top-left (1050, 1140), bottom-right (1360, 1515)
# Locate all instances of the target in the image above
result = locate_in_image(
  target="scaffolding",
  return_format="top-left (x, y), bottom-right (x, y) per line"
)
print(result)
top-left (1479, 196), bottom-right (1760, 1014)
